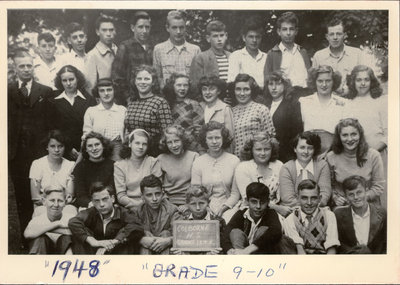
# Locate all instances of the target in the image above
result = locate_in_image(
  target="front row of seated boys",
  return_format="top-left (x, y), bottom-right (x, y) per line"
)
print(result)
top-left (24, 174), bottom-right (386, 255)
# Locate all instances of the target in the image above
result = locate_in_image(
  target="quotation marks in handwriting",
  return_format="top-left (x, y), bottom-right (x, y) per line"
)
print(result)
top-left (49, 259), bottom-right (110, 281)
top-left (233, 263), bottom-right (287, 279)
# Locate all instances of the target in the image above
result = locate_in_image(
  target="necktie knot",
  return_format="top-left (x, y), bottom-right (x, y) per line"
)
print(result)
top-left (20, 81), bottom-right (29, 100)
top-left (306, 214), bottom-right (313, 223)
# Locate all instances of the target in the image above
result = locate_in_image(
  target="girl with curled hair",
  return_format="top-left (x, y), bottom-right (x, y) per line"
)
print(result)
top-left (114, 129), bottom-right (162, 209)
top-left (157, 125), bottom-right (199, 208)
top-left (299, 65), bottom-right (348, 153)
top-left (163, 73), bottom-right (204, 152)
top-left (261, 71), bottom-right (304, 162)
top-left (231, 73), bottom-right (276, 158)
top-left (326, 118), bottom-right (385, 208)
top-left (345, 65), bottom-right (387, 152)
top-left (279, 131), bottom-right (331, 209)
top-left (232, 131), bottom-right (288, 218)
top-left (72, 132), bottom-right (115, 209)
top-left (50, 65), bottom-right (96, 160)
top-left (191, 121), bottom-right (240, 222)
top-left (125, 65), bottom-right (173, 156)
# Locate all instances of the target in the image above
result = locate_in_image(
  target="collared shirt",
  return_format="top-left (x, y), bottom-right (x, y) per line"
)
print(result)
top-left (351, 205), bottom-right (370, 246)
top-left (18, 79), bottom-right (33, 95)
top-left (312, 45), bottom-right (363, 91)
top-left (54, 90), bottom-right (86, 106)
top-left (279, 42), bottom-right (308, 88)
top-left (227, 47), bottom-right (267, 88)
top-left (59, 49), bottom-right (88, 72)
top-left (153, 39), bottom-right (200, 87)
top-left (204, 98), bottom-right (227, 124)
top-left (299, 92), bottom-right (347, 134)
top-left (85, 41), bottom-right (118, 93)
top-left (295, 159), bottom-right (315, 181)
top-left (243, 209), bottom-right (262, 244)
top-left (100, 207), bottom-right (115, 235)
top-left (283, 207), bottom-right (340, 250)
top-left (83, 103), bottom-right (127, 141)
top-left (33, 56), bottom-right (61, 90)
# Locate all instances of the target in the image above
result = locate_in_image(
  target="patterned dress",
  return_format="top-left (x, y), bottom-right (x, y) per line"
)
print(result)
top-left (232, 101), bottom-right (276, 157)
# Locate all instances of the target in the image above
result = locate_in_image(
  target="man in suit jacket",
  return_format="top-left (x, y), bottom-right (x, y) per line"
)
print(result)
top-left (8, 48), bottom-right (54, 235)
top-left (334, 175), bottom-right (386, 254)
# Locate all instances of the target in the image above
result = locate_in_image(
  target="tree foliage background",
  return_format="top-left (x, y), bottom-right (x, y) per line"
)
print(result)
top-left (8, 9), bottom-right (388, 76)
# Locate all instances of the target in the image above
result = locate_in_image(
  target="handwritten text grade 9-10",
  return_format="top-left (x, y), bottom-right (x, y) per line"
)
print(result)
top-left (46, 259), bottom-right (110, 281)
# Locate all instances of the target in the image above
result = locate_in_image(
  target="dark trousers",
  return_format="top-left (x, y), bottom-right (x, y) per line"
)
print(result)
top-left (71, 236), bottom-right (138, 255)
top-left (29, 235), bottom-right (72, 254)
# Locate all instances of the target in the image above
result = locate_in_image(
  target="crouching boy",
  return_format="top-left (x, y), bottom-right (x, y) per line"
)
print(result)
top-left (24, 186), bottom-right (77, 254)
top-left (283, 179), bottom-right (340, 254)
top-left (68, 182), bottom-right (144, 254)
top-left (225, 182), bottom-right (283, 254)
top-left (171, 185), bottom-right (230, 254)
top-left (134, 174), bottom-right (181, 254)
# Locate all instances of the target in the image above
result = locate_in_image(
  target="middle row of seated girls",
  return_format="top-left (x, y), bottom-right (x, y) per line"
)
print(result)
top-left (31, 118), bottom-right (384, 223)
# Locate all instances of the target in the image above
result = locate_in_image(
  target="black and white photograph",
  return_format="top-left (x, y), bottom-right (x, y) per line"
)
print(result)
top-left (2, 1), bottom-right (399, 283)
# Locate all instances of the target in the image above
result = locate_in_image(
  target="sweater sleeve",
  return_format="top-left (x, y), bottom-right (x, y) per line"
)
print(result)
top-left (252, 209), bottom-right (282, 249)
top-left (191, 158), bottom-right (202, 185)
top-left (113, 162), bottom-right (133, 208)
top-left (72, 162), bottom-right (91, 208)
top-left (367, 149), bottom-right (385, 202)
top-left (317, 160), bottom-right (332, 207)
top-left (82, 107), bottom-right (94, 140)
top-left (279, 163), bottom-right (298, 207)
top-left (224, 158), bottom-right (241, 208)
top-left (233, 163), bottom-right (253, 201)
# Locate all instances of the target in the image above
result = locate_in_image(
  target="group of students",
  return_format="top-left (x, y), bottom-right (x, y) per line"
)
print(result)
top-left (8, 10), bottom-right (387, 255)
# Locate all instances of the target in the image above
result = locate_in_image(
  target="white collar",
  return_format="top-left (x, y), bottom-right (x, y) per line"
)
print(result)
top-left (351, 204), bottom-right (370, 219)
top-left (18, 79), bottom-right (32, 89)
top-left (295, 159), bottom-right (314, 177)
top-left (243, 208), bottom-right (262, 226)
top-left (188, 211), bottom-right (211, 221)
top-left (96, 102), bottom-right (118, 111)
top-left (300, 207), bottom-right (319, 221)
top-left (279, 42), bottom-right (299, 54)
top-left (241, 47), bottom-right (264, 61)
top-left (55, 90), bottom-right (86, 106)
top-left (100, 206), bottom-right (115, 222)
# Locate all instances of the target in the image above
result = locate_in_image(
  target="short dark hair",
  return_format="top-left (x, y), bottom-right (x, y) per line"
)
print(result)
top-left (343, 175), bottom-right (367, 193)
top-left (241, 17), bottom-right (263, 36)
top-left (95, 16), bottom-right (114, 30)
top-left (90, 181), bottom-right (114, 197)
top-left (198, 75), bottom-right (227, 99)
top-left (346, 65), bottom-right (382, 99)
top-left (186, 185), bottom-right (210, 204)
top-left (307, 65), bottom-right (342, 92)
top-left (81, 132), bottom-right (112, 160)
top-left (277, 12), bottom-right (299, 29)
top-left (198, 121), bottom-right (233, 150)
top-left (131, 11), bottom-right (151, 25)
top-left (232, 73), bottom-right (260, 101)
top-left (41, 129), bottom-right (70, 153)
top-left (326, 17), bottom-right (345, 34)
top-left (159, 125), bottom-right (191, 154)
top-left (206, 20), bottom-right (226, 34)
top-left (92, 78), bottom-right (114, 98)
top-left (246, 182), bottom-right (270, 203)
top-left (54, 65), bottom-right (87, 91)
top-left (37, 32), bottom-right (56, 45)
top-left (298, 179), bottom-right (320, 195)
top-left (65, 22), bottom-right (86, 37)
top-left (140, 174), bottom-right (162, 193)
top-left (240, 131), bottom-right (279, 162)
top-left (292, 131), bottom-right (322, 160)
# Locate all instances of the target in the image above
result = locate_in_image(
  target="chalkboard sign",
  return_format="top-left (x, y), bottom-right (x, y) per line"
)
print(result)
top-left (172, 220), bottom-right (220, 252)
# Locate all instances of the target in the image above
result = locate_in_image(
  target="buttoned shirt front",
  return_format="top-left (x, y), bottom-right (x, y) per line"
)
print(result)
top-left (295, 159), bottom-right (315, 181)
top-left (100, 207), bottom-right (115, 235)
top-left (85, 41), bottom-right (118, 92)
top-left (312, 45), bottom-right (363, 90)
top-left (153, 39), bottom-right (200, 87)
top-left (54, 90), bottom-right (86, 106)
top-left (83, 103), bottom-right (127, 141)
top-left (243, 209), bottom-right (262, 244)
top-left (228, 47), bottom-right (267, 88)
top-left (351, 205), bottom-right (370, 246)
top-left (33, 56), bottom-right (61, 90)
top-left (59, 49), bottom-right (87, 72)
top-left (279, 42), bottom-right (308, 88)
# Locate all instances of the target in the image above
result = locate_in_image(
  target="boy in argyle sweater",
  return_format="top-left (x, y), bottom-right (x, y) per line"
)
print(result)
top-left (283, 179), bottom-right (340, 254)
